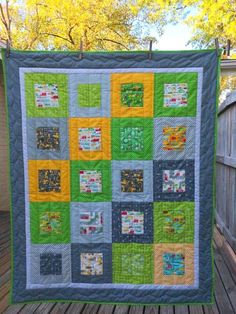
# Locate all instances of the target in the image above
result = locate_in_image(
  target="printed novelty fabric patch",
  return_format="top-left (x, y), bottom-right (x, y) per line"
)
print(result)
top-left (34, 83), bottom-right (59, 108)
top-left (4, 50), bottom-right (219, 305)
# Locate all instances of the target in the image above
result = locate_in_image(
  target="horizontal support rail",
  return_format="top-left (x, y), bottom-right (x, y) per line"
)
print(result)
top-left (216, 155), bottom-right (236, 168)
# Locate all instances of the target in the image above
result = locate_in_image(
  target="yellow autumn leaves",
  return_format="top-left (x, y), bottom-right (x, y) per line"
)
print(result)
top-left (0, 0), bottom-right (235, 50)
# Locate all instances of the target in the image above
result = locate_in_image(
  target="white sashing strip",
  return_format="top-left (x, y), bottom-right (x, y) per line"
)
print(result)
top-left (19, 67), bottom-right (203, 290)
top-left (19, 70), bottom-right (31, 287)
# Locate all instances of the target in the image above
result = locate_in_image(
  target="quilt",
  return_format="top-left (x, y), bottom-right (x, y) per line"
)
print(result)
top-left (2, 49), bottom-right (220, 305)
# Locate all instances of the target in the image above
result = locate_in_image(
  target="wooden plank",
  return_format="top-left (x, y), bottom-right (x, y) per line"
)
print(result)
top-left (0, 244), bottom-right (10, 254)
top-left (225, 165), bottom-right (230, 228)
top-left (0, 282), bottom-right (10, 300)
top-left (226, 108), bottom-right (232, 156)
top-left (218, 112), bottom-right (223, 154)
top-left (65, 303), bottom-right (86, 313)
top-left (159, 305), bottom-right (174, 313)
top-left (0, 231), bottom-right (11, 243)
top-left (0, 242), bottom-right (11, 256)
top-left (0, 229), bottom-right (10, 237)
top-left (113, 305), bottom-right (130, 314)
top-left (4, 303), bottom-right (26, 314)
top-left (188, 305), bottom-right (204, 314)
top-left (33, 303), bottom-right (55, 314)
top-left (144, 306), bottom-right (159, 314)
top-left (82, 303), bottom-right (100, 314)
top-left (175, 305), bottom-right (189, 314)
top-left (214, 266), bottom-right (235, 314)
top-left (129, 305), bottom-right (144, 314)
top-left (214, 227), bottom-right (236, 282)
top-left (214, 243), bottom-right (236, 312)
top-left (216, 210), bottom-right (236, 252)
top-left (203, 299), bottom-right (219, 314)
top-left (0, 234), bottom-right (10, 246)
top-left (0, 260), bottom-right (11, 276)
top-left (50, 302), bottom-right (71, 313)
top-left (228, 168), bottom-right (236, 239)
top-left (97, 304), bottom-right (116, 314)
top-left (218, 90), bottom-right (236, 115)
top-left (0, 269), bottom-right (10, 287)
top-left (0, 240), bottom-right (10, 251)
top-left (231, 105), bottom-right (236, 157)
top-left (19, 303), bottom-right (41, 313)
top-left (216, 164), bottom-right (227, 226)
top-left (0, 294), bottom-right (10, 313)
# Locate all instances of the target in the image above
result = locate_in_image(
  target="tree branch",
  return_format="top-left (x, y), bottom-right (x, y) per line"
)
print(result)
top-left (68, 25), bottom-right (76, 45)
top-left (97, 37), bottom-right (129, 50)
top-left (40, 32), bottom-right (73, 44)
top-left (0, 4), bottom-right (8, 30)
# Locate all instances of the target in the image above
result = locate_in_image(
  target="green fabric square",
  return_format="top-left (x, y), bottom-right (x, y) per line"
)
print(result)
top-left (154, 72), bottom-right (198, 117)
top-left (120, 127), bottom-right (144, 152)
top-left (112, 118), bottom-right (153, 160)
top-left (25, 73), bottom-right (69, 117)
top-left (30, 202), bottom-right (70, 244)
top-left (112, 243), bottom-right (153, 284)
top-left (154, 202), bottom-right (194, 243)
top-left (121, 83), bottom-right (144, 107)
top-left (78, 84), bottom-right (101, 107)
top-left (70, 160), bottom-right (112, 202)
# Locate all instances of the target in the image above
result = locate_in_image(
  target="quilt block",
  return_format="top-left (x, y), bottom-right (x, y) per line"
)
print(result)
top-left (2, 49), bottom-right (220, 305)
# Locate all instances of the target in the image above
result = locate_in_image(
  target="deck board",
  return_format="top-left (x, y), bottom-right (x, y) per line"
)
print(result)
top-left (159, 305), bottom-right (174, 314)
top-left (214, 242), bottom-right (236, 312)
top-left (97, 304), bottom-right (116, 314)
top-left (203, 298), bottom-right (220, 314)
top-left (1, 211), bottom-right (235, 314)
top-left (144, 306), bottom-right (159, 314)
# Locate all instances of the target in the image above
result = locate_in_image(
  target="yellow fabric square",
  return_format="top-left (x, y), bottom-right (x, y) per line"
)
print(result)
top-left (28, 160), bottom-right (70, 202)
top-left (111, 73), bottom-right (154, 117)
top-left (154, 243), bottom-right (194, 285)
top-left (69, 118), bottom-right (111, 160)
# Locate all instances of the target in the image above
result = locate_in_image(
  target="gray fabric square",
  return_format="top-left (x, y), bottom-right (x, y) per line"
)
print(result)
top-left (30, 244), bottom-right (71, 284)
top-left (112, 202), bottom-right (153, 243)
top-left (154, 118), bottom-right (196, 160)
top-left (40, 253), bottom-right (62, 275)
top-left (71, 202), bottom-right (112, 243)
top-left (69, 74), bottom-right (110, 117)
top-left (27, 118), bottom-right (69, 159)
top-left (71, 243), bottom-right (112, 283)
top-left (112, 161), bottom-right (153, 202)
top-left (153, 160), bottom-right (195, 201)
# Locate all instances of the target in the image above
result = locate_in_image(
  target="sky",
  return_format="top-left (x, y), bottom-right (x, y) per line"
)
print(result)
top-left (152, 23), bottom-right (193, 51)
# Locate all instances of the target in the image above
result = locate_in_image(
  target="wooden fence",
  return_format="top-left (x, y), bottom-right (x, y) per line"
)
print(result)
top-left (216, 91), bottom-right (236, 252)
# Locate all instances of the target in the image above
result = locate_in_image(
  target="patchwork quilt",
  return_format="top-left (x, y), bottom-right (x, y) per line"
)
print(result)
top-left (2, 49), bottom-right (220, 305)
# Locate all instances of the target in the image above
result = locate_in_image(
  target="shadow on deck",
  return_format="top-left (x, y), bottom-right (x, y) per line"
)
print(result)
top-left (0, 211), bottom-right (236, 314)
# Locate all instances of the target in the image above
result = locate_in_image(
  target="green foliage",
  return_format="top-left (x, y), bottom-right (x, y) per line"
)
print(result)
top-left (0, 0), bottom-right (235, 50)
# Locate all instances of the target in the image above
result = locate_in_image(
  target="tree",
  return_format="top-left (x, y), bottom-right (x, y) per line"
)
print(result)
top-left (185, 0), bottom-right (236, 48)
top-left (133, 0), bottom-right (236, 49)
top-left (0, 0), bottom-right (11, 45)
top-left (1, 0), bottom-right (235, 51)
top-left (0, 0), bottom-right (162, 50)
